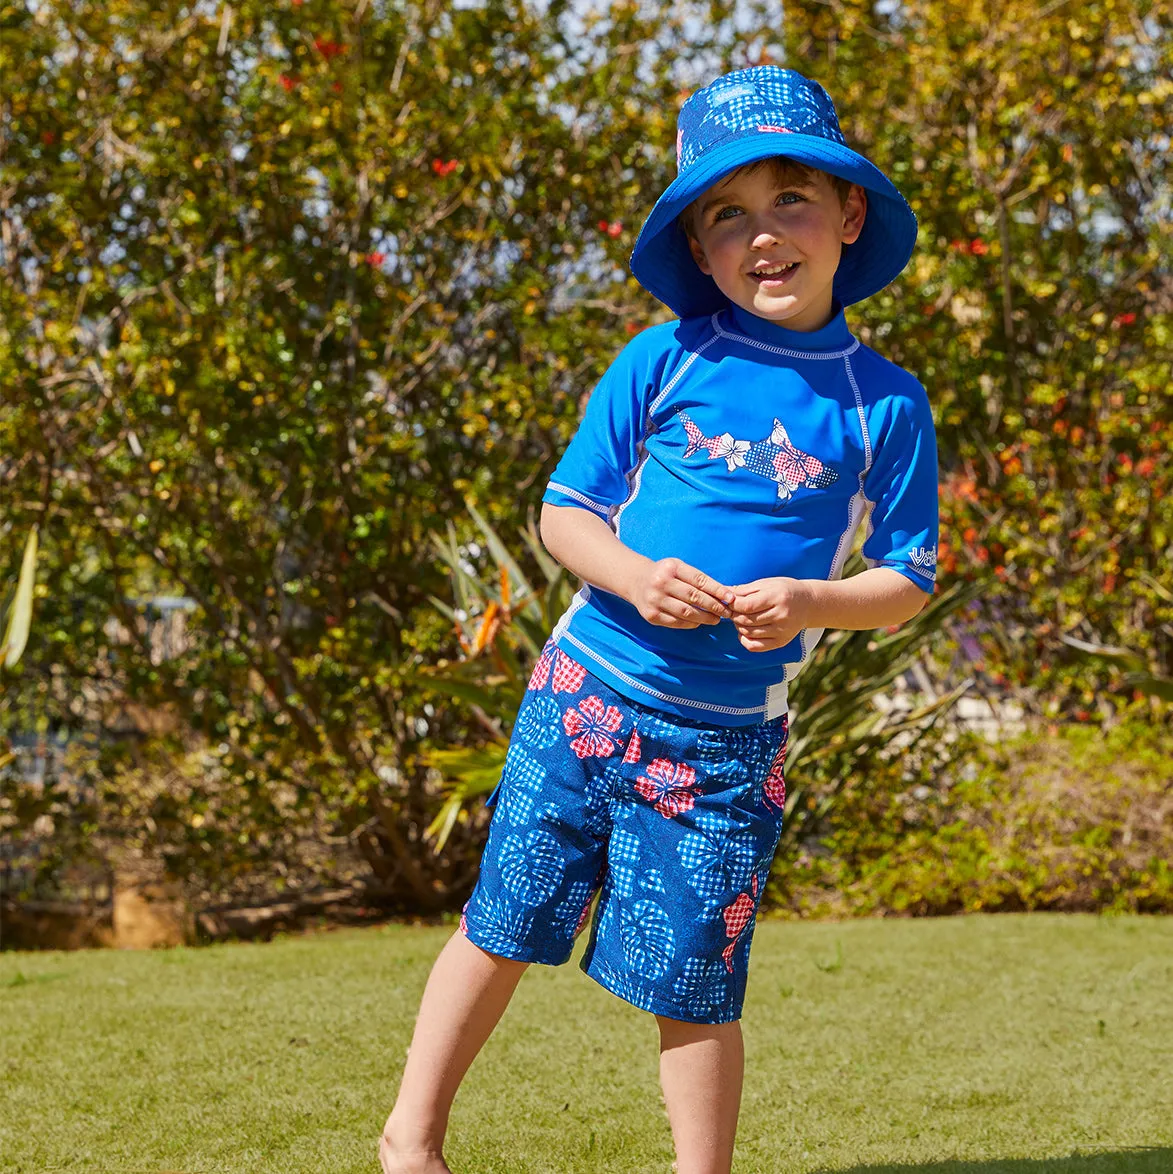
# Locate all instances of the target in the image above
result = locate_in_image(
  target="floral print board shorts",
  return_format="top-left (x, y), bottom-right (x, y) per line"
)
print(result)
top-left (460, 642), bottom-right (789, 1024)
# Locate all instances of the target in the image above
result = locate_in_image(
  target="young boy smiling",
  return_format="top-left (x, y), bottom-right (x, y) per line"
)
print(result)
top-left (381, 67), bottom-right (938, 1174)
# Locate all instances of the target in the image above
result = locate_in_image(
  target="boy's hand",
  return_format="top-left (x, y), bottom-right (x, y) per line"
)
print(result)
top-left (629, 558), bottom-right (735, 629)
top-left (730, 577), bottom-right (812, 651)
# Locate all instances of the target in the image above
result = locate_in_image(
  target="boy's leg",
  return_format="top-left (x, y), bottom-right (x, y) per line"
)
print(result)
top-left (381, 931), bottom-right (529, 1172)
top-left (657, 1015), bottom-right (745, 1174)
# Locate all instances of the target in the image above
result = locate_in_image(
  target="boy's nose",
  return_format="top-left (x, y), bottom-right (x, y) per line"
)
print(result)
top-left (747, 213), bottom-right (782, 249)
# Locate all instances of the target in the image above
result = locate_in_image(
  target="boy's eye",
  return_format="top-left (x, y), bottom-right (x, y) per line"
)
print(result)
top-left (776, 192), bottom-right (803, 206)
top-left (714, 205), bottom-right (740, 222)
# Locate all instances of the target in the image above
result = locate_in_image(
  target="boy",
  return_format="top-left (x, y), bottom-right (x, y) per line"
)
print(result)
top-left (381, 66), bottom-right (937, 1174)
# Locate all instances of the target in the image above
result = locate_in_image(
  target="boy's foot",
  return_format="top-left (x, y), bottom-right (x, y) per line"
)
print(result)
top-left (378, 1122), bottom-right (452, 1174)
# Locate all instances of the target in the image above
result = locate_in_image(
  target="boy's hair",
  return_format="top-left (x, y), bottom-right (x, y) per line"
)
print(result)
top-left (678, 157), bottom-right (854, 239)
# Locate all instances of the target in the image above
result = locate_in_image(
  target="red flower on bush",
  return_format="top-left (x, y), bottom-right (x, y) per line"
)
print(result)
top-left (596, 219), bottom-right (623, 238)
top-left (279, 74), bottom-right (299, 92)
top-left (314, 37), bottom-right (346, 59)
top-left (41, 130), bottom-right (57, 145)
top-left (366, 252), bottom-right (386, 266)
top-left (969, 239), bottom-right (989, 256)
top-left (431, 159), bottom-right (459, 176)
top-left (1112, 312), bottom-right (1136, 327)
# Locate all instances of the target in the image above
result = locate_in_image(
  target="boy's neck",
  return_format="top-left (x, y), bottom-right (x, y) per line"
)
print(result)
top-left (725, 300), bottom-right (852, 350)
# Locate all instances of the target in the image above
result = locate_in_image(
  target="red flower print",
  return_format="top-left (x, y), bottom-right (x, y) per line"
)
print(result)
top-left (550, 650), bottom-right (586, 694)
top-left (634, 758), bottom-right (700, 819)
top-left (527, 649), bottom-right (553, 691)
top-left (575, 896), bottom-right (594, 936)
top-left (562, 695), bottom-right (624, 759)
top-left (622, 729), bottom-right (642, 765)
top-left (764, 740), bottom-right (787, 812)
top-left (720, 874), bottom-right (759, 972)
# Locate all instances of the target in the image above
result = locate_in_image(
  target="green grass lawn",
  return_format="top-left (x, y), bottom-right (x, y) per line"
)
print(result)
top-left (2, 914), bottom-right (1171, 1173)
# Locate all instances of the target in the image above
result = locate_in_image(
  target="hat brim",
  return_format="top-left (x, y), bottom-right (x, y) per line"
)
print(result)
top-left (630, 134), bottom-right (917, 318)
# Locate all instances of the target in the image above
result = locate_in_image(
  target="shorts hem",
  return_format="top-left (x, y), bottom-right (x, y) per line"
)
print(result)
top-left (582, 957), bottom-right (743, 1025)
top-left (460, 920), bottom-right (572, 967)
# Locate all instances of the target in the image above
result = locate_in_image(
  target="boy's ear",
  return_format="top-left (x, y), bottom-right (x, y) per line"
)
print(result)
top-left (687, 234), bottom-right (713, 276)
top-left (841, 185), bottom-right (867, 246)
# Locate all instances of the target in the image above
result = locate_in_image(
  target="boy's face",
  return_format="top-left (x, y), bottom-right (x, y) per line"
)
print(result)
top-left (686, 162), bottom-right (866, 333)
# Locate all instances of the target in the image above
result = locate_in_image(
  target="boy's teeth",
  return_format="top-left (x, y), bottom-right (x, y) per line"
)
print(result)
top-left (755, 263), bottom-right (797, 276)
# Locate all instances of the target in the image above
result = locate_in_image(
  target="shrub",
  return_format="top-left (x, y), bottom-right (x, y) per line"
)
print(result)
top-left (771, 720), bottom-right (1173, 917)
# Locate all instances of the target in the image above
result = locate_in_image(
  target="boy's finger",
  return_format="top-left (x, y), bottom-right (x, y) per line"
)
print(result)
top-left (669, 597), bottom-right (721, 625)
top-left (730, 591), bottom-right (766, 616)
top-left (669, 566), bottom-right (734, 617)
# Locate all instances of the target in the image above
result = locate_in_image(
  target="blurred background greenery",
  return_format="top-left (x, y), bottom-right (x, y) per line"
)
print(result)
top-left (1, 0), bottom-right (1169, 939)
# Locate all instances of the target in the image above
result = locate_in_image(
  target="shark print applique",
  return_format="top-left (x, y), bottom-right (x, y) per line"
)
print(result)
top-left (677, 411), bottom-right (839, 503)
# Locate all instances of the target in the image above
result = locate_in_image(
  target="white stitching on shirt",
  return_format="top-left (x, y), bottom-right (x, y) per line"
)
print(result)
top-left (712, 311), bottom-right (862, 361)
top-left (559, 629), bottom-right (773, 718)
top-left (843, 352), bottom-right (873, 469)
top-left (546, 482), bottom-right (611, 517)
top-left (648, 329), bottom-right (723, 415)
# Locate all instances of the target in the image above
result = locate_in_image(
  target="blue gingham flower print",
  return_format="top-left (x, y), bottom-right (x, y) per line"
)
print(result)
top-left (672, 956), bottom-right (731, 1020)
top-left (552, 878), bottom-right (595, 939)
top-left (516, 693), bottom-right (563, 750)
top-left (621, 898), bottom-right (676, 980)
top-left (677, 811), bottom-right (757, 903)
top-left (498, 743), bottom-right (546, 828)
top-left (500, 827), bottom-right (565, 907)
top-left (466, 892), bottom-right (532, 957)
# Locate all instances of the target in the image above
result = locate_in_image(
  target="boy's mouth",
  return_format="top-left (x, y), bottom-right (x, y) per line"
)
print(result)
top-left (749, 261), bottom-right (799, 286)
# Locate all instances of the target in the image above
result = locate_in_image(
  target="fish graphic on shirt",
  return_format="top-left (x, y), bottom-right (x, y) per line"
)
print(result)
top-left (677, 410), bottom-right (839, 503)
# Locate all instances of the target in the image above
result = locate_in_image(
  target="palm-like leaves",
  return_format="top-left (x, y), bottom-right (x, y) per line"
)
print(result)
top-left (420, 510), bottom-right (983, 850)
top-left (1, 526), bottom-right (40, 771)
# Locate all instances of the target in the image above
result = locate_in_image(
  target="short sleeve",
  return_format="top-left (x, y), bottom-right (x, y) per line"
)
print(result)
top-left (861, 380), bottom-right (939, 593)
top-left (542, 334), bottom-right (659, 519)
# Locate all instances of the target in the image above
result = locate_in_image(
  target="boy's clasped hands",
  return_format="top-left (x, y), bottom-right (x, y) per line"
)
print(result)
top-left (629, 557), bottom-right (809, 652)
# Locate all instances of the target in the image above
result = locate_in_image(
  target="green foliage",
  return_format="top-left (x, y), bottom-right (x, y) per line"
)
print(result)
top-left (773, 720), bottom-right (1173, 917)
top-left (1, 0), bottom-right (1168, 908)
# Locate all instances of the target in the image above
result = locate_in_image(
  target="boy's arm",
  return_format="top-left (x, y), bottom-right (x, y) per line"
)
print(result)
top-left (729, 569), bottom-right (928, 653)
top-left (540, 503), bottom-right (735, 630)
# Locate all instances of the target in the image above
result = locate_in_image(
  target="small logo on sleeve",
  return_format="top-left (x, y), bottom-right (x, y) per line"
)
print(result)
top-left (909, 547), bottom-right (937, 569)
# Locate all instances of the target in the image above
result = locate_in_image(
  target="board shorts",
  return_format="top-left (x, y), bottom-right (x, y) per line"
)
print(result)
top-left (460, 642), bottom-right (789, 1024)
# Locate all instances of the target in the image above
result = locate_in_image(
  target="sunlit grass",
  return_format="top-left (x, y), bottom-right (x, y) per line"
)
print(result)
top-left (2, 914), bottom-right (1171, 1172)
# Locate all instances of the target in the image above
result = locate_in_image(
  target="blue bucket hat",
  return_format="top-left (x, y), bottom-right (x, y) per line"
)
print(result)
top-left (630, 67), bottom-right (918, 319)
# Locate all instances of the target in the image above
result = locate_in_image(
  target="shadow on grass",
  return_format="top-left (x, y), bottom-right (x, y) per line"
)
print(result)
top-left (823, 1151), bottom-right (1172, 1174)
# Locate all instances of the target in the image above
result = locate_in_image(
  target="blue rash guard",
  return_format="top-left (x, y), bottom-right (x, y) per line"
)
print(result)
top-left (542, 302), bottom-right (939, 727)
